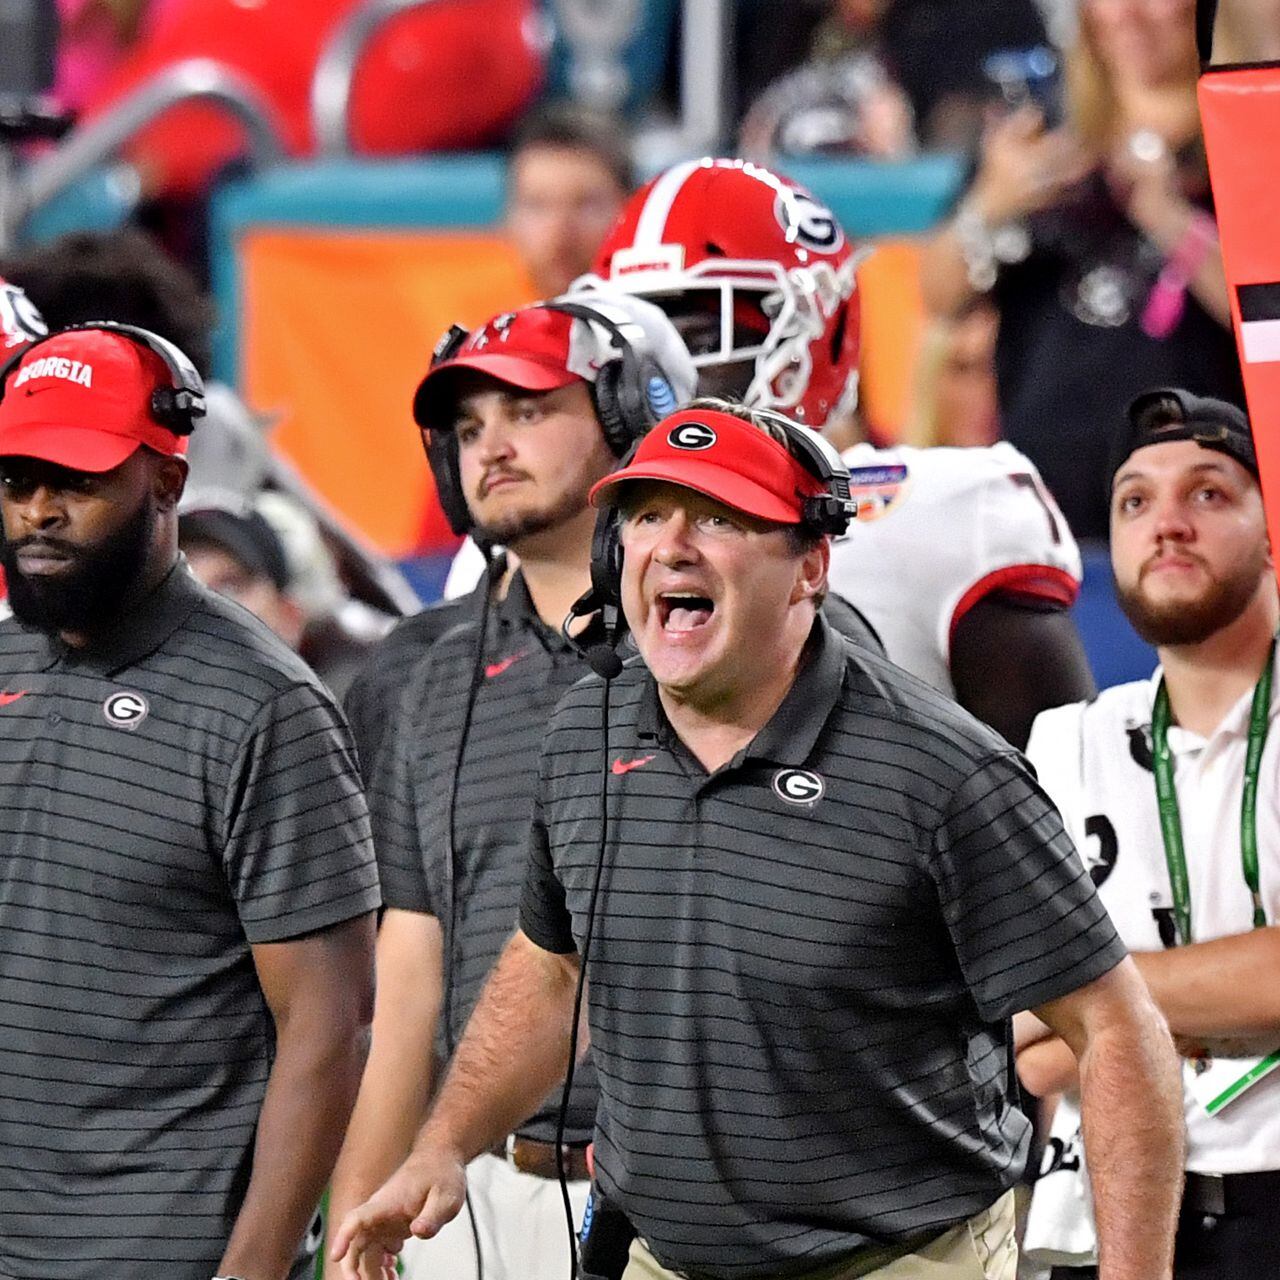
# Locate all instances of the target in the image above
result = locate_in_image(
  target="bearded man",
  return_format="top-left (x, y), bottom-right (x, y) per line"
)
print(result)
top-left (1019, 388), bottom-right (1280, 1280)
top-left (0, 324), bottom-right (379, 1280)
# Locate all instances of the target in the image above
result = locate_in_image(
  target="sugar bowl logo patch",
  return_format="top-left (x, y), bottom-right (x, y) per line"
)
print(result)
top-left (103, 690), bottom-right (149, 730)
top-left (773, 768), bottom-right (825, 805)
top-left (846, 463), bottom-right (910, 522)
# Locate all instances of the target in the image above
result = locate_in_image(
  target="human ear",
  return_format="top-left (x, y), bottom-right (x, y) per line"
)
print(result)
top-left (153, 455), bottom-right (189, 512)
top-left (792, 537), bottom-right (829, 604)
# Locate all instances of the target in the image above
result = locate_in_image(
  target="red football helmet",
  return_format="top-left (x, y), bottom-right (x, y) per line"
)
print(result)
top-left (586, 158), bottom-right (864, 428)
top-left (0, 278), bottom-right (47, 355)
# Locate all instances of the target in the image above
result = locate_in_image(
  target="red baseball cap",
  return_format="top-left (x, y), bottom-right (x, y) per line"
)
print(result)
top-left (414, 307), bottom-right (584, 430)
top-left (0, 328), bottom-right (188, 472)
top-left (589, 408), bottom-right (825, 524)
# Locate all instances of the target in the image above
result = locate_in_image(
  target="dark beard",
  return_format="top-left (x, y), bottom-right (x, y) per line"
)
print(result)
top-left (473, 481), bottom-right (594, 548)
top-left (1, 499), bottom-right (156, 635)
top-left (1116, 551), bottom-right (1267, 646)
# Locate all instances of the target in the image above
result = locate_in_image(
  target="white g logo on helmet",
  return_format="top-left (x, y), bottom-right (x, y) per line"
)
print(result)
top-left (0, 281), bottom-right (47, 350)
top-left (668, 422), bottom-right (717, 451)
top-left (775, 190), bottom-right (844, 254)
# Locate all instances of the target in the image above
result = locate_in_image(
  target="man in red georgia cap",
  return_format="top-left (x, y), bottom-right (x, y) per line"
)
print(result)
top-left (0, 325), bottom-right (194, 634)
top-left (0, 323), bottom-right (380, 1280)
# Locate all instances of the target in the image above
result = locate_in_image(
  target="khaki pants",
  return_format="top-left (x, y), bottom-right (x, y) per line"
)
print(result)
top-left (623, 1191), bottom-right (1017, 1280)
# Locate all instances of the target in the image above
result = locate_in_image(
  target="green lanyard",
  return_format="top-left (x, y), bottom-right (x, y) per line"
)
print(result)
top-left (1151, 638), bottom-right (1275, 946)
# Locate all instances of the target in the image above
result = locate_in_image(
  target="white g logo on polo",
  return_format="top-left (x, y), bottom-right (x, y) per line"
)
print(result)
top-left (103, 691), bottom-right (149, 730)
top-left (668, 421), bottom-right (717, 451)
top-left (772, 768), bottom-right (825, 805)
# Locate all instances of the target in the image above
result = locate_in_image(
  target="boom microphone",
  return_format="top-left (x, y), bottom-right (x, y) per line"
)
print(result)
top-left (564, 590), bottom-right (624, 681)
top-left (585, 644), bottom-right (624, 681)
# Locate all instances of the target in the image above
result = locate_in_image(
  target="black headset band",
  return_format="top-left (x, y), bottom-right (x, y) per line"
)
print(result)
top-left (535, 298), bottom-right (637, 356)
top-left (0, 321), bottom-right (206, 435)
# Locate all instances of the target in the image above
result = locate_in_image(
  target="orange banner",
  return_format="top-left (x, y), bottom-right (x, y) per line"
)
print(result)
top-left (238, 229), bottom-right (926, 557)
top-left (1199, 66), bottom-right (1280, 559)
top-left (242, 228), bottom-right (534, 556)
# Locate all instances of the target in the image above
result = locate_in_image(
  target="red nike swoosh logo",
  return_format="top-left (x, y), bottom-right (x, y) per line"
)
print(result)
top-left (485, 651), bottom-right (530, 679)
top-left (0, 690), bottom-right (28, 706)
top-left (611, 755), bottom-right (656, 775)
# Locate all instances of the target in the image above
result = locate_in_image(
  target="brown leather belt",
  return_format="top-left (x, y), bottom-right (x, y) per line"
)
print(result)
top-left (490, 1135), bottom-right (591, 1181)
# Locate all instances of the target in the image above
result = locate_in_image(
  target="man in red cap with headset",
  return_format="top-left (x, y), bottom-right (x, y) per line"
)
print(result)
top-left (335, 399), bottom-right (1183, 1280)
top-left (330, 290), bottom-right (705, 1280)
top-left (0, 324), bottom-right (380, 1280)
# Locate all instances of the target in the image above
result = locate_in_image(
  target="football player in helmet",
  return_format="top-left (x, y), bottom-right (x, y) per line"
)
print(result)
top-left (0, 278), bottom-right (47, 356)
top-left (590, 157), bottom-right (863, 428)
top-left (0, 278), bottom-right (47, 616)
top-left (586, 157), bottom-right (1095, 747)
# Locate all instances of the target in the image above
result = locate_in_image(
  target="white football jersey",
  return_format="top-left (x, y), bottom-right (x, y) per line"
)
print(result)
top-left (1028, 672), bottom-right (1280, 1177)
top-left (827, 442), bottom-right (1081, 695)
top-left (443, 536), bottom-right (489, 600)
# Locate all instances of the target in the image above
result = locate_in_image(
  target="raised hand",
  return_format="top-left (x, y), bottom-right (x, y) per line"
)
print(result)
top-left (329, 1147), bottom-right (468, 1280)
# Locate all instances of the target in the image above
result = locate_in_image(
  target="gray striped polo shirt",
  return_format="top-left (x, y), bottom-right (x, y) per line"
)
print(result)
top-left (0, 561), bottom-right (380, 1280)
top-left (343, 575), bottom-right (488, 778)
top-left (521, 616), bottom-right (1125, 1280)
top-left (372, 571), bottom-right (605, 1142)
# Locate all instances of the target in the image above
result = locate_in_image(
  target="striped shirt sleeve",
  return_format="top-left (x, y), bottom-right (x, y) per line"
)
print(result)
top-left (365, 667), bottom-right (437, 916)
top-left (222, 680), bottom-right (380, 942)
top-left (929, 750), bottom-right (1126, 1020)
top-left (520, 790), bottom-right (576, 954)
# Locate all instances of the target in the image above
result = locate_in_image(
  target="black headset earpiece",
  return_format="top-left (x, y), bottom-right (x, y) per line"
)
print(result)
top-left (416, 323), bottom-right (475, 538)
top-left (0, 320), bottom-right (207, 436)
top-left (579, 437), bottom-right (640, 619)
top-left (589, 503), bottom-right (625, 608)
top-left (563, 501), bottom-right (626, 681)
top-left (538, 299), bottom-right (679, 456)
top-left (754, 409), bottom-right (856, 537)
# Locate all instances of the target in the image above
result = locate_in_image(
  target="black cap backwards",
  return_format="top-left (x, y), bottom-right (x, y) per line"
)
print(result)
top-left (1110, 388), bottom-right (1257, 491)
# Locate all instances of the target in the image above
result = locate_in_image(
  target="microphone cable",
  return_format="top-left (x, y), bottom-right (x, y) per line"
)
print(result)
top-left (443, 546), bottom-right (497, 1280)
top-left (553, 606), bottom-right (625, 1280)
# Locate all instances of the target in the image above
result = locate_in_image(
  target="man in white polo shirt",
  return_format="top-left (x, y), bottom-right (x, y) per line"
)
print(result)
top-left (1019, 387), bottom-right (1280, 1279)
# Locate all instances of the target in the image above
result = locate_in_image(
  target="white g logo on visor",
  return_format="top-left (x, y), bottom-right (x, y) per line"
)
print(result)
top-left (668, 422), bottom-right (717, 451)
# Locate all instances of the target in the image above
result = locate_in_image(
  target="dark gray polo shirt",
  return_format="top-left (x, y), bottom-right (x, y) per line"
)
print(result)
top-left (521, 617), bottom-right (1126, 1280)
top-left (0, 562), bottom-right (380, 1280)
top-left (343, 572), bottom-right (490, 778)
top-left (373, 571), bottom-right (603, 1142)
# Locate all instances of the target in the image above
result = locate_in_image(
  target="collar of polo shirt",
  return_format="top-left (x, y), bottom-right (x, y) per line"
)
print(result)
top-left (26, 559), bottom-right (202, 676)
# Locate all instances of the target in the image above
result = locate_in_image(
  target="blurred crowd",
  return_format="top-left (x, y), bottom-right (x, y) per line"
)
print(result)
top-left (13, 0), bottom-right (1262, 548)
